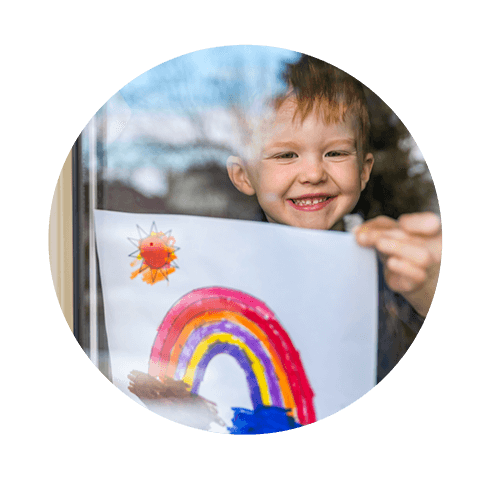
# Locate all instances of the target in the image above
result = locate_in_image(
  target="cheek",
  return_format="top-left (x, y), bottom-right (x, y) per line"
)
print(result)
top-left (264, 192), bottom-right (279, 203)
top-left (330, 164), bottom-right (363, 194)
top-left (257, 189), bottom-right (281, 208)
top-left (256, 166), bottom-right (292, 199)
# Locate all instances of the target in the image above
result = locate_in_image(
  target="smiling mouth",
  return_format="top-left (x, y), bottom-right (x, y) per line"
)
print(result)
top-left (290, 196), bottom-right (332, 206)
top-left (288, 195), bottom-right (336, 211)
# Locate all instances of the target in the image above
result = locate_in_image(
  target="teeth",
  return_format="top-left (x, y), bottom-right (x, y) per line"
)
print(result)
top-left (293, 197), bottom-right (329, 206)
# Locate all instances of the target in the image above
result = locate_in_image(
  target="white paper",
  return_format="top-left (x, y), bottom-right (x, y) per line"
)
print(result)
top-left (94, 210), bottom-right (377, 432)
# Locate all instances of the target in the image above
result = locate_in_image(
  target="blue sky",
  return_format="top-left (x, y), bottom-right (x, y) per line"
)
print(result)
top-left (83, 46), bottom-right (303, 191)
top-left (118, 45), bottom-right (300, 112)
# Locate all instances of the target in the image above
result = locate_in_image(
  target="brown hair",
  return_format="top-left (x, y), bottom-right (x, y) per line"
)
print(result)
top-left (277, 55), bottom-right (371, 157)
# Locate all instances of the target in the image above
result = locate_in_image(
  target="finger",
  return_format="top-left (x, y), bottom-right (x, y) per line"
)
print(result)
top-left (377, 238), bottom-right (434, 268)
top-left (386, 257), bottom-right (427, 285)
top-left (384, 271), bottom-right (418, 293)
top-left (375, 228), bottom-right (409, 241)
top-left (355, 216), bottom-right (399, 246)
top-left (398, 212), bottom-right (441, 236)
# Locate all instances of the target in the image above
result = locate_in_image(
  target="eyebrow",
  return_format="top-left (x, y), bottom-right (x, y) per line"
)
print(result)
top-left (264, 140), bottom-right (299, 149)
top-left (325, 137), bottom-right (356, 146)
top-left (265, 137), bottom-right (356, 150)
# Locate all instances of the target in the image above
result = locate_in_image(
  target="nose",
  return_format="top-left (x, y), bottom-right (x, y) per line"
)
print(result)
top-left (298, 156), bottom-right (327, 184)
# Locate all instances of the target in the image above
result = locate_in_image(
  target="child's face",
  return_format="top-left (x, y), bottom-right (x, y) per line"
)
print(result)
top-left (230, 99), bottom-right (373, 230)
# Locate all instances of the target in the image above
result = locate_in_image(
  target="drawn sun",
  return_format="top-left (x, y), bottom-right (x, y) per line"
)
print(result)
top-left (128, 223), bottom-right (180, 285)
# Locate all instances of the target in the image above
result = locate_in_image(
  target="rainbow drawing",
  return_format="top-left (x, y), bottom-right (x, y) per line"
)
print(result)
top-left (149, 287), bottom-right (316, 426)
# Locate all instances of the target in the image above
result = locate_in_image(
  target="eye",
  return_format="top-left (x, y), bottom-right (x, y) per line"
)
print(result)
top-left (325, 150), bottom-right (345, 158)
top-left (274, 152), bottom-right (298, 160)
top-left (324, 150), bottom-right (353, 161)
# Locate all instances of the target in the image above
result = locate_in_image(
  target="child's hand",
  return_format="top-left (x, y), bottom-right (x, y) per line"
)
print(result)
top-left (354, 212), bottom-right (442, 317)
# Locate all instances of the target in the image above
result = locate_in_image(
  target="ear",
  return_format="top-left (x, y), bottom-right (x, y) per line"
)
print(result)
top-left (227, 156), bottom-right (256, 196)
top-left (360, 153), bottom-right (374, 191)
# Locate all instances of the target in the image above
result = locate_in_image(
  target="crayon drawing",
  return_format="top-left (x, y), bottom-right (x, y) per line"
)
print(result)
top-left (128, 222), bottom-right (179, 285)
top-left (140, 287), bottom-right (315, 430)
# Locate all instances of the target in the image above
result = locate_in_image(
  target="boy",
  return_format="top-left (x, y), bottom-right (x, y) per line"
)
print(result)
top-left (227, 55), bottom-right (442, 382)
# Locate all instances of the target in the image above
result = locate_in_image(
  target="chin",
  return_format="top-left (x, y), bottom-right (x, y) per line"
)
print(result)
top-left (290, 218), bottom-right (334, 231)
top-left (265, 214), bottom-right (331, 231)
